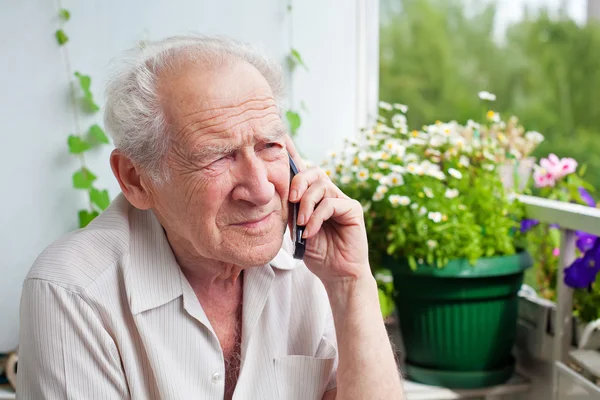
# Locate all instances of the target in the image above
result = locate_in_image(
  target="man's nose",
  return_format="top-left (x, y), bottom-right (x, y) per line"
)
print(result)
top-left (231, 155), bottom-right (275, 206)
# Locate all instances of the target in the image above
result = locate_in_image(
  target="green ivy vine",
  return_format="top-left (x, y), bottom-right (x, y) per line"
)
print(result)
top-left (285, 1), bottom-right (308, 137)
top-left (55, 8), bottom-right (111, 228)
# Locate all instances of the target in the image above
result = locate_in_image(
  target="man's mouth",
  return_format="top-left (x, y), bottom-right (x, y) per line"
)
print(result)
top-left (233, 212), bottom-right (274, 229)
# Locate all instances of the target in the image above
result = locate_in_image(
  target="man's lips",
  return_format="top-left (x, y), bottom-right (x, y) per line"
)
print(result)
top-left (233, 212), bottom-right (274, 228)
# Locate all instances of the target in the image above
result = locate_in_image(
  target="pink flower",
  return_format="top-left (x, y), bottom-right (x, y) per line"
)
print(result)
top-left (553, 248), bottom-right (560, 257)
top-left (533, 165), bottom-right (556, 188)
top-left (556, 157), bottom-right (577, 178)
top-left (540, 154), bottom-right (560, 175)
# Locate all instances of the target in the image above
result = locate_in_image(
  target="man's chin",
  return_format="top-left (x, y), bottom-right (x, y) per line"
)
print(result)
top-left (226, 231), bottom-right (285, 267)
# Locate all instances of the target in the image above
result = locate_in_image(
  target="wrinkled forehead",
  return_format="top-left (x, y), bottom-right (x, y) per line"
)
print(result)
top-left (157, 60), bottom-right (277, 129)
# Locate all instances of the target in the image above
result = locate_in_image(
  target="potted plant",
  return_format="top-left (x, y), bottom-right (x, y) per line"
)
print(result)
top-left (519, 154), bottom-right (600, 359)
top-left (323, 96), bottom-right (544, 388)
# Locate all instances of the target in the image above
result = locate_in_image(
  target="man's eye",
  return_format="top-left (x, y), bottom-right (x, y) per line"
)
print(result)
top-left (264, 142), bottom-right (280, 150)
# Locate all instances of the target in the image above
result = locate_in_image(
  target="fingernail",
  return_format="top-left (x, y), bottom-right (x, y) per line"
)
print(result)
top-left (302, 229), bottom-right (308, 239)
top-left (297, 213), bottom-right (305, 225)
top-left (291, 189), bottom-right (298, 201)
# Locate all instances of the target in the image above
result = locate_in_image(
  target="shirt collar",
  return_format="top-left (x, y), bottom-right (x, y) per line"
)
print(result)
top-left (112, 194), bottom-right (299, 315)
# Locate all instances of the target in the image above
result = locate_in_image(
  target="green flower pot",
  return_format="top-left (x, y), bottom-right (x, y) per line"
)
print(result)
top-left (384, 251), bottom-right (532, 389)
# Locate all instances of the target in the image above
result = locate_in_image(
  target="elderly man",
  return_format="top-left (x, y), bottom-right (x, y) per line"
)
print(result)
top-left (17, 36), bottom-right (403, 399)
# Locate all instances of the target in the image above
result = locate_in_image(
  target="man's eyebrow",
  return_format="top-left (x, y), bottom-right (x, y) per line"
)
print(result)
top-left (191, 126), bottom-right (287, 161)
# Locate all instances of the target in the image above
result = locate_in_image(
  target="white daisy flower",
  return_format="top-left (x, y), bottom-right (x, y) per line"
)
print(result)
top-left (388, 195), bottom-right (401, 207)
top-left (393, 103), bottom-right (409, 113)
top-left (390, 165), bottom-right (406, 174)
top-left (378, 101), bottom-right (393, 111)
top-left (430, 170), bottom-right (446, 180)
top-left (459, 155), bottom-right (470, 167)
top-left (427, 239), bottom-right (438, 249)
top-left (445, 188), bottom-right (459, 199)
top-left (429, 136), bottom-right (446, 148)
top-left (483, 150), bottom-right (496, 161)
top-left (376, 185), bottom-right (389, 194)
top-left (324, 168), bottom-right (335, 178)
top-left (458, 204), bottom-right (467, 211)
top-left (381, 152), bottom-right (391, 161)
top-left (525, 131), bottom-right (544, 144)
top-left (428, 211), bottom-right (443, 223)
top-left (384, 173), bottom-right (404, 186)
top-left (340, 174), bottom-right (352, 184)
top-left (483, 164), bottom-right (495, 171)
top-left (424, 187), bottom-right (434, 198)
top-left (406, 163), bottom-right (421, 174)
top-left (405, 153), bottom-right (419, 163)
top-left (448, 168), bottom-right (462, 179)
top-left (381, 125), bottom-right (396, 134)
top-left (398, 196), bottom-right (411, 206)
top-left (378, 161), bottom-right (390, 169)
top-left (372, 191), bottom-right (384, 202)
top-left (356, 168), bottom-right (369, 181)
top-left (372, 172), bottom-right (383, 181)
top-left (466, 119), bottom-right (481, 130)
top-left (411, 203), bottom-right (418, 210)
top-left (478, 91), bottom-right (497, 101)
top-left (419, 206), bottom-right (427, 216)
top-left (391, 114), bottom-right (407, 129)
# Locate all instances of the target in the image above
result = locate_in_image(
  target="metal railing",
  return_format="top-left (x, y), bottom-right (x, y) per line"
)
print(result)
top-left (518, 194), bottom-right (600, 399)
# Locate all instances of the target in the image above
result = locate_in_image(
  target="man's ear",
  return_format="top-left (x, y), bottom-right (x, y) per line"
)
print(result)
top-left (110, 149), bottom-right (152, 210)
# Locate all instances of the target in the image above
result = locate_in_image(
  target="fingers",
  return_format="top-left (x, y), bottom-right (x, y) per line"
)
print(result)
top-left (297, 178), bottom-right (338, 226)
top-left (289, 166), bottom-right (348, 203)
top-left (302, 198), bottom-right (364, 239)
top-left (285, 135), bottom-right (306, 171)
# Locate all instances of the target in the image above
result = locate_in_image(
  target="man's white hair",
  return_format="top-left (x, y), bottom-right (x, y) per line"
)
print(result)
top-left (103, 35), bottom-right (285, 183)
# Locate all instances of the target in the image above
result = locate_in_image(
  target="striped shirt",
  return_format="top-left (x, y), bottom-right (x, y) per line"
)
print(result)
top-left (17, 193), bottom-right (338, 399)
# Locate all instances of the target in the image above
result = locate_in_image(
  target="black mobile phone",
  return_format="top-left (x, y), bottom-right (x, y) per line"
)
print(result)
top-left (288, 154), bottom-right (306, 260)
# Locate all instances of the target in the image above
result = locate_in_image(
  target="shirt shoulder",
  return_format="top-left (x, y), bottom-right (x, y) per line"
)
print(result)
top-left (25, 195), bottom-right (132, 293)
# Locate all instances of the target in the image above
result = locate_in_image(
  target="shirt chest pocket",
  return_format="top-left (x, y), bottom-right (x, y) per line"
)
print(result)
top-left (273, 337), bottom-right (337, 400)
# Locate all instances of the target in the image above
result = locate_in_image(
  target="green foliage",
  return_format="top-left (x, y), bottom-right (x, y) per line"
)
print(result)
top-left (325, 102), bottom-right (537, 270)
top-left (285, 110), bottom-right (302, 136)
top-left (55, 8), bottom-right (111, 228)
top-left (78, 210), bottom-right (99, 228)
top-left (74, 72), bottom-right (100, 112)
top-left (90, 188), bottom-right (110, 210)
top-left (73, 168), bottom-right (97, 189)
top-left (380, 0), bottom-right (600, 191)
top-left (67, 135), bottom-right (91, 154)
top-left (59, 8), bottom-right (70, 21)
top-left (288, 48), bottom-right (308, 71)
top-left (55, 29), bottom-right (69, 45)
top-left (88, 124), bottom-right (109, 144)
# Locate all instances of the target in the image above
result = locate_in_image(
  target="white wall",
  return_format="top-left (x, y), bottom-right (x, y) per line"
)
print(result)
top-left (0, 0), bottom-right (377, 351)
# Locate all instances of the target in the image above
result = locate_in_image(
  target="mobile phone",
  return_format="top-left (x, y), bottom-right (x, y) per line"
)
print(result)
top-left (288, 154), bottom-right (306, 260)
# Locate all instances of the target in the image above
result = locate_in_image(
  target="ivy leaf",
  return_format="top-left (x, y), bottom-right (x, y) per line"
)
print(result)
top-left (55, 29), bottom-right (69, 45)
top-left (78, 209), bottom-right (99, 228)
top-left (90, 188), bottom-right (110, 210)
top-left (74, 72), bottom-right (100, 112)
top-left (73, 168), bottom-right (97, 189)
top-left (285, 110), bottom-right (301, 136)
top-left (59, 9), bottom-right (70, 21)
top-left (88, 124), bottom-right (109, 144)
top-left (289, 48), bottom-right (308, 71)
top-left (67, 135), bottom-right (91, 154)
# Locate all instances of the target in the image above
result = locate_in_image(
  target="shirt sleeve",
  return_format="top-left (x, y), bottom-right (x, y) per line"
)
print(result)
top-left (17, 279), bottom-right (129, 400)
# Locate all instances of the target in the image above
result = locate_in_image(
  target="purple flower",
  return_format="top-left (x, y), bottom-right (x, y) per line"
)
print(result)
top-left (579, 187), bottom-right (596, 208)
top-left (564, 257), bottom-right (598, 288)
top-left (520, 219), bottom-right (539, 233)
top-left (576, 231), bottom-right (597, 253)
top-left (564, 237), bottom-right (600, 289)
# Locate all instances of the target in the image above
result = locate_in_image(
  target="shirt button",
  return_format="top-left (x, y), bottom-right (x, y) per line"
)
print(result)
top-left (211, 372), bottom-right (223, 383)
